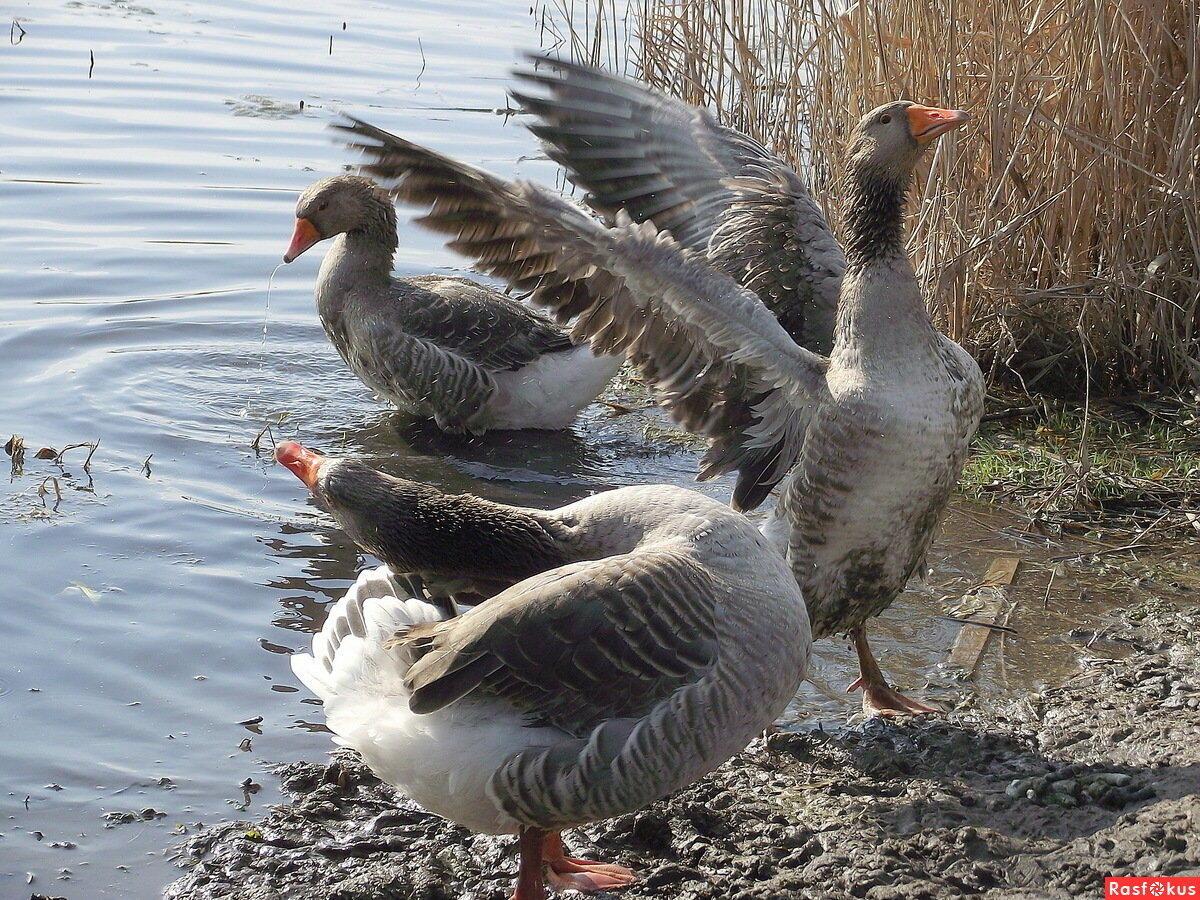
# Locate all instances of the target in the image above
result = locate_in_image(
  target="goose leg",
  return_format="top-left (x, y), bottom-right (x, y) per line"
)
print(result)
top-left (847, 626), bottom-right (940, 717)
top-left (512, 827), bottom-right (549, 900)
top-left (543, 832), bottom-right (637, 893)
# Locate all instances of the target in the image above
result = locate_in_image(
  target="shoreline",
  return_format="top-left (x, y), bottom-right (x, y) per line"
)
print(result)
top-left (165, 599), bottom-right (1200, 899)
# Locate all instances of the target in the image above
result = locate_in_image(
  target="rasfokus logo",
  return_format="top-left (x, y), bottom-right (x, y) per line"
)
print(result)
top-left (1106, 878), bottom-right (1200, 897)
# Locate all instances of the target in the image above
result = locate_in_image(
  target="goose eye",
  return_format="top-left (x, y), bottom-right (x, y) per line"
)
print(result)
top-left (879, 114), bottom-right (892, 125)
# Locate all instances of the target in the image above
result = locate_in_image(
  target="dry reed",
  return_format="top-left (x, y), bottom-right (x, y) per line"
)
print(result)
top-left (537, 0), bottom-right (1200, 395)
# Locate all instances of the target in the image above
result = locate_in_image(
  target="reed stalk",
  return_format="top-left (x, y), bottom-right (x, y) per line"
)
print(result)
top-left (538, 0), bottom-right (1200, 394)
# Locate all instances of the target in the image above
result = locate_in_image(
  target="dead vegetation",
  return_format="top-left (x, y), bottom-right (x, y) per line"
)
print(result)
top-left (537, 0), bottom-right (1200, 395)
top-left (4, 432), bottom-right (101, 514)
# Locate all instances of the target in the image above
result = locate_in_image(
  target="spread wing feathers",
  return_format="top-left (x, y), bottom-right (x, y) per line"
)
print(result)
top-left (511, 54), bottom-right (845, 355)
top-left (334, 116), bottom-right (829, 491)
top-left (396, 275), bottom-right (574, 371)
top-left (396, 547), bottom-right (721, 737)
top-left (709, 170), bottom-right (845, 355)
top-left (511, 55), bottom-right (769, 255)
top-left (700, 383), bottom-right (814, 513)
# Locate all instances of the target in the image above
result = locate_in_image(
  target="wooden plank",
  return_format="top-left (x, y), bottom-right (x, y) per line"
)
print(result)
top-left (946, 556), bottom-right (1020, 676)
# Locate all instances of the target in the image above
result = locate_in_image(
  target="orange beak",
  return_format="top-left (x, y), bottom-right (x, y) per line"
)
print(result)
top-left (907, 105), bottom-right (971, 145)
top-left (283, 217), bottom-right (322, 263)
top-left (276, 441), bottom-right (326, 491)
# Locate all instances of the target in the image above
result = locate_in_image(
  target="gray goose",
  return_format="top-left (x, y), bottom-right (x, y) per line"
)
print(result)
top-left (513, 56), bottom-right (848, 511)
top-left (279, 441), bottom-right (811, 900)
top-left (282, 175), bottom-right (620, 434)
top-left (332, 87), bottom-right (983, 717)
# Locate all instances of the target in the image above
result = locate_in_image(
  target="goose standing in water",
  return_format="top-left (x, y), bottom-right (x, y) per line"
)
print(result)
top-left (333, 76), bottom-right (983, 717)
top-left (278, 441), bottom-right (811, 900)
top-left (281, 175), bottom-right (621, 433)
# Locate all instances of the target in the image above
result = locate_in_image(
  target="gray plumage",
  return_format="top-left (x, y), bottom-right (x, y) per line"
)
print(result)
top-left (293, 460), bottom-right (810, 834)
top-left (291, 175), bottom-right (613, 434)
top-left (511, 57), bottom-right (847, 508)
top-left (333, 97), bottom-right (984, 662)
top-left (512, 55), bottom-right (844, 353)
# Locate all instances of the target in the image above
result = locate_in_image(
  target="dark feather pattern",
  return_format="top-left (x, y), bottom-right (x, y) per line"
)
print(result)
top-left (333, 115), bottom-right (830, 509)
top-left (399, 548), bottom-right (720, 736)
top-left (511, 56), bottom-right (847, 507)
top-left (391, 276), bottom-right (573, 370)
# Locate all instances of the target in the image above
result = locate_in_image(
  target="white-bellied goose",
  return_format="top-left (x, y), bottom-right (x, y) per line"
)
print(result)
top-left (332, 84), bottom-right (983, 718)
top-left (282, 175), bottom-right (620, 434)
top-left (278, 441), bottom-right (811, 899)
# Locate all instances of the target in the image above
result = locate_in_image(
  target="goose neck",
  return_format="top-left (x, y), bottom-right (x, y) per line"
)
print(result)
top-left (833, 161), bottom-right (936, 358)
top-left (842, 160), bottom-right (909, 267)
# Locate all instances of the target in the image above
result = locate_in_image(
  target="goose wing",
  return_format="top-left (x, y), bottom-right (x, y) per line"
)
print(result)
top-left (342, 313), bottom-right (498, 433)
top-left (397, 545), bottom-right (723, 826)
top-left (399, 546), bottom-right (718, 732)
top-left (335, 117), bottom-right (829, 505)
top-left (511, 54), bottom-right (845, 354)
top-left (395, 275), bottom-right (574, 372)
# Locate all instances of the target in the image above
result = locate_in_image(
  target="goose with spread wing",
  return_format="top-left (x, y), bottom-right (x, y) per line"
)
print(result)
top-left (512, 56), bottom-right (848, 512)
top-left (280, 441), bottom-right (810, 900)
top-left (281, 175), bottom-right (620, 434)
top-left (331, 75), bottom-right (983, 717)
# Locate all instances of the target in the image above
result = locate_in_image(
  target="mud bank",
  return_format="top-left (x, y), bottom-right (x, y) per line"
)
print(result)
top-left (165, 600), bottom-right (1200, 899)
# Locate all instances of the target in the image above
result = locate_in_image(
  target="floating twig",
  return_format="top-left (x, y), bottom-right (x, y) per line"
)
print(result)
top-left (415, 36), bottom-right (426, 88)
top-left (142, 454), bottom-right (153, 477)
top-left (89, 49), bottom-right (94, 78)
top-left (55, 440), bottom-right (99, 472)
top-left (250, 423), bottom-right (276, 454)
top-left (1042, 564), bottom-right (1060, 610)
top-left (10, 18), bottom-right (26, 44)
top-left (936, 614), bottom-right (1019, 636)
top-left (37, 476), bottom-right (63, 505)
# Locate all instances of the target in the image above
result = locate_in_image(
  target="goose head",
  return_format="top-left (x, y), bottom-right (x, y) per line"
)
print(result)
top-left (275, 441), bottom-right (398, 551)
top-left (847, 101), bottom-right (970, 182)
top-left (283, 175), bottom-right (398, 263)
top-left (842, 101), bottom-right (969, 262)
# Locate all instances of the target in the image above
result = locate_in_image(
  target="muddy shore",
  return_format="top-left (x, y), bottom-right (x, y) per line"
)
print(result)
top-left (164, 598), bottom-right (1199, 899)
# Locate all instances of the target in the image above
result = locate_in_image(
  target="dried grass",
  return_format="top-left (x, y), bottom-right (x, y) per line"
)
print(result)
top-left (537, 0), bottom-right (1200, 394)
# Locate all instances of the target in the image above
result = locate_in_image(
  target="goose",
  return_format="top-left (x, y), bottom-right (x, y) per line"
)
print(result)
top-left (278, 440), bottom-right (811, 900)
top-left (281, 174), bottom-right (621, 434)
top-left (512, 56), bottom-right (848, 513)
top-left (331, 78), bottom-right (983, 717)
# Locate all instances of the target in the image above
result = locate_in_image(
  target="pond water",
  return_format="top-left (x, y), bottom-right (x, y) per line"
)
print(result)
top-left (0, 1), bottom-right (1126, 897)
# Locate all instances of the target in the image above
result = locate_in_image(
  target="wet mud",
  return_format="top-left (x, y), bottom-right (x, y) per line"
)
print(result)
top-left (165, 599), bottom-right (1200, 899)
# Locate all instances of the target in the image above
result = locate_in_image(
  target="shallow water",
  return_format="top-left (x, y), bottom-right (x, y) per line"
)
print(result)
top-left (0, 1), bottom-right (1139, 897)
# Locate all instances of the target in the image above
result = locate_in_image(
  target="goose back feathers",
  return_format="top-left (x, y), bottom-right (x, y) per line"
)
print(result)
top-left (287, 450), bottom-right (810, 835)
top-left (290, 175), bottom-right (620, 433)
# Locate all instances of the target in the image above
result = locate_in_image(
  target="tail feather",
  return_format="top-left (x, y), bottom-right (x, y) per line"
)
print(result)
top-left (291, 566), bottom-right (447, 707)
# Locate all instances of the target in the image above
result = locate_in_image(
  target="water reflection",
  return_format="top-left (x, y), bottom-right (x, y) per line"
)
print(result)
top-left (0, 0), bottom-right (1159, 895)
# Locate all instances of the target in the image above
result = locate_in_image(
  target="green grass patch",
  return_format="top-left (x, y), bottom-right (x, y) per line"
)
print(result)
top-left (963, 398), bottom-right (1200, 516)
